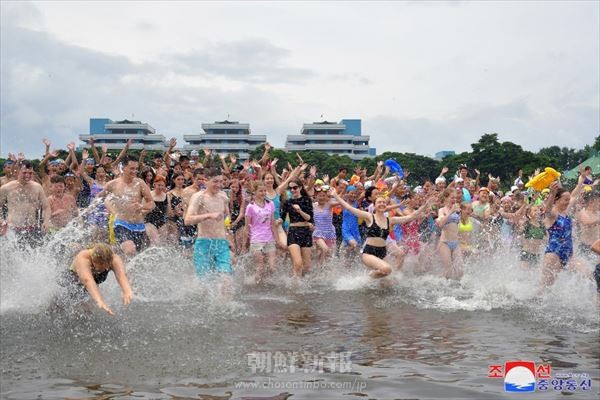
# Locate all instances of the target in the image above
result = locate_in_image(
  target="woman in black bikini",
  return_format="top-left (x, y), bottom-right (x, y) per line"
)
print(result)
top-left (330, 189), bottom-right (433, 279)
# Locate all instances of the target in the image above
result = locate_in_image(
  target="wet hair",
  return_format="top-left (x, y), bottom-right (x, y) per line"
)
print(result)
top-left (90, 243), bottom-right (113, 266)
top-left (50, 175), bottom-right (65, 184)
top-left (193, 167), bottom-right (205, 177)
top-left (179, 155), bottom-right (190, 162)
top-left (583, 190), bottom-right (600, 203)
top-left (20, 161), bottom-right (33, 170)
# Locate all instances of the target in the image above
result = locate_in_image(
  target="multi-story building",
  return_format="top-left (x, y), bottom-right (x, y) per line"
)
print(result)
top-left (285, 119), bottom-right (376, 160)
top-left (78, 118), bottom-right (167, 151)
top-left (435, 150), bottom-right (456, 160)
top-left (183, 120), bottom-right (266, 160)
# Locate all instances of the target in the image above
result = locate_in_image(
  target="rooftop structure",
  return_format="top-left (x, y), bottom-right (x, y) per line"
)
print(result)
top-left (285, 119), bottom-right (375, 160)
top-left (78, 118), bottom-right (167, 151)
top-left (182, 120), bottom-right (267, 160)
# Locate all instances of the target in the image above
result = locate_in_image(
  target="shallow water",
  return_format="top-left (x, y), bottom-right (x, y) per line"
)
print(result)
top-left (1, 229), bottom-right (599, 399)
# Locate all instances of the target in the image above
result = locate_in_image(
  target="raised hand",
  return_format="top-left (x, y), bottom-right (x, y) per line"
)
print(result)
top-left (82, 149), bottom-right (89, 160)
top-left (377, 160), bottom-right (383, 167)
top-left (310, 165), bottom-right (317, 176)
top-left (67, 142), bottom-right (75, 151)
top-left (43, 138), bottom-right (51, 148)
top-left (475, 169), bottom-right (480, 176)
top-left (101, 144), bottom-right (108, 154)
top-left (442, 166), bottom-right (449, 175)
top-left (264, 142), bottom-right (271, 151)
top-left (203, 148), bottom-right (211, 156)
top-left (169, 137), bottom-right (177, 148)
top-left (126, 139), bottom-right (133, 146)
top-left (17, 152), bottom-right (25, 162)
top-left (88, 137), bottom-right (95, 145)
top-left (300, 163), bottom-right (308, 171)
top-left (219, 153), bottom-right (226, 160)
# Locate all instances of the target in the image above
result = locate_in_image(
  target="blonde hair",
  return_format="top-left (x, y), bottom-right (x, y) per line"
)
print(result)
top-left (90, 243), bottom-right (113, 265)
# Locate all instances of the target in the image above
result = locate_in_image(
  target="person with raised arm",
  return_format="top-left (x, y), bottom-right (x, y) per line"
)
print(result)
top-left (330, 187), bottom-right (433, 279)
top-left (539, 174), bottom-right (586, 290)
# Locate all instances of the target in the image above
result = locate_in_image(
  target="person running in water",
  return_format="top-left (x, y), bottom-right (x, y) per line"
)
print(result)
top-left (185, 168), bottom-right (233, 279)
top-left (539, 175), bottom-right (586, 290)
top-left (331, 188), bottom-right (433, 279)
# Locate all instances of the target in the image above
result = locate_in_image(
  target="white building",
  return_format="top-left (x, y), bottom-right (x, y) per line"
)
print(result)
top-left (183, 120), bottom-right (266, 160)
top-left (78, 118), bottom-right (167, 151)
top-left (285, 119), bottom-right (376, 160)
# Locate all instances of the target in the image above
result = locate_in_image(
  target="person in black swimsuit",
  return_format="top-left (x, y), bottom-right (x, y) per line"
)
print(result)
top-left (144, 175), bottom-right (171, 245)
top-left (59, 243), bottom-right (133, 315)
top-left (280, 179), bottom-right (314, 277)
top-left (331, 189), bottom-right (434, 279)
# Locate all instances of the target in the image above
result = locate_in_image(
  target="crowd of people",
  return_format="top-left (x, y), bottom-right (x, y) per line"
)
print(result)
top-left (0, 138), bottom-right (599, 315)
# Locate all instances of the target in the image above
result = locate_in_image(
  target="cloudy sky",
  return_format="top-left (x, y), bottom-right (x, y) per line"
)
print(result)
top-left (1, 1), bottom-right (598, 158)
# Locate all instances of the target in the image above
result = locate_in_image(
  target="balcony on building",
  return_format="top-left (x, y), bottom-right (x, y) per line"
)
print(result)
top-left (284, 119), bottom-right (376, 160)
top-left (183, 120), bottom-right (267, 160)
top-left (78, 118), bottom-right (167, 151)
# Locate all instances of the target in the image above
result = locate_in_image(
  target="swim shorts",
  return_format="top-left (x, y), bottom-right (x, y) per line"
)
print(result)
top-left (193, 238), bottom-right (233, 277)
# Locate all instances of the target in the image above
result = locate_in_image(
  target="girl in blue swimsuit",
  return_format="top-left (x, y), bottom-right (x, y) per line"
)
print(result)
top-left (540, 177), bottom-right (585, 290)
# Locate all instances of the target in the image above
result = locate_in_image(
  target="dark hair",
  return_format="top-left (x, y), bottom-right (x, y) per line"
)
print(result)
top-left (179, 155), bottom-right (190, 162)
top-left (583, 190), bottom-right (600, 203)
top-left (584, 165), bottom-right (592, 172)
top-left (289, 178), bottom-right (308, 197)
top-left (193, 167), bottom-right (205, 177)
top-left (50, 175), bottom-right (65, 184)
top-left (365, 186), bottom-right (378, 201)
top-left (20, 161), bottom-right (33, 169)
top-left (554, 187), bottom-right (568, 201)
top-left (122, 154), bottom-right (138, 165)
top-left (140, 167), bottom-right (155, 183)
top-left (339, 167), bottom-right (348, 173)
top-left (205, 167), bottom-right (221, 178)
top-left (153, 152), bottom-right (163, 159)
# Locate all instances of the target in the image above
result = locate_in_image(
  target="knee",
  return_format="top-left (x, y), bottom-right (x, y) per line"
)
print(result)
top-left (380, 264), bottom-right (392, 276)
top-left (121, 242), bottom-right (137, 257)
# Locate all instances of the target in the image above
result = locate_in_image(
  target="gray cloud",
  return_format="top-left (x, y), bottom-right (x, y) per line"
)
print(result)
top-left (170, 38), bottom-right (316, 84)
top-left (366, 97), bottom-right (597, 158)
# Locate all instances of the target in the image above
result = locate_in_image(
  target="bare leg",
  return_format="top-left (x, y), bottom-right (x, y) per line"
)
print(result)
top-left (301, 247), bottom-right (312, 276)
top-left (288, 244), bottom-right (304, 277)
top-left (362, 253), bottom-right (392, 279)
top-left (253, 251), bottom-right (266, 284)
top-left (539, 252), bottom-right (562, 291)
top-left (145, 223), bottom-right (159, 246)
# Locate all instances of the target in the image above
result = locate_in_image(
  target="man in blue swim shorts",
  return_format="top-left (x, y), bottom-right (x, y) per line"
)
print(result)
top-left (184, 168), bottom-right (233, 278)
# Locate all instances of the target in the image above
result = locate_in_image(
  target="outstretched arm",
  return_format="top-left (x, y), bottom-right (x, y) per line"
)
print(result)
top-left (111, 254), bottom-right (133, 305)
top-left (329, 188), bottom-right (371, 221)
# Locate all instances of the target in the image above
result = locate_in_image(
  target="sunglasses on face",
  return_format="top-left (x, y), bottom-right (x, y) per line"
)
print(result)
top-left (289, 185), bottom-right (300, 190)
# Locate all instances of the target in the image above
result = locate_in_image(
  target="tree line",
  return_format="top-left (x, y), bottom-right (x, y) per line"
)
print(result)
top-left (2, 133), bottom-right (598, 191)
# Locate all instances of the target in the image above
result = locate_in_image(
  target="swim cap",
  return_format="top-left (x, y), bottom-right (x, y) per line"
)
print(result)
top-left (315, 179), bottom-right (324, 186)
top-left (346, 185), bottom-right (357, 193)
